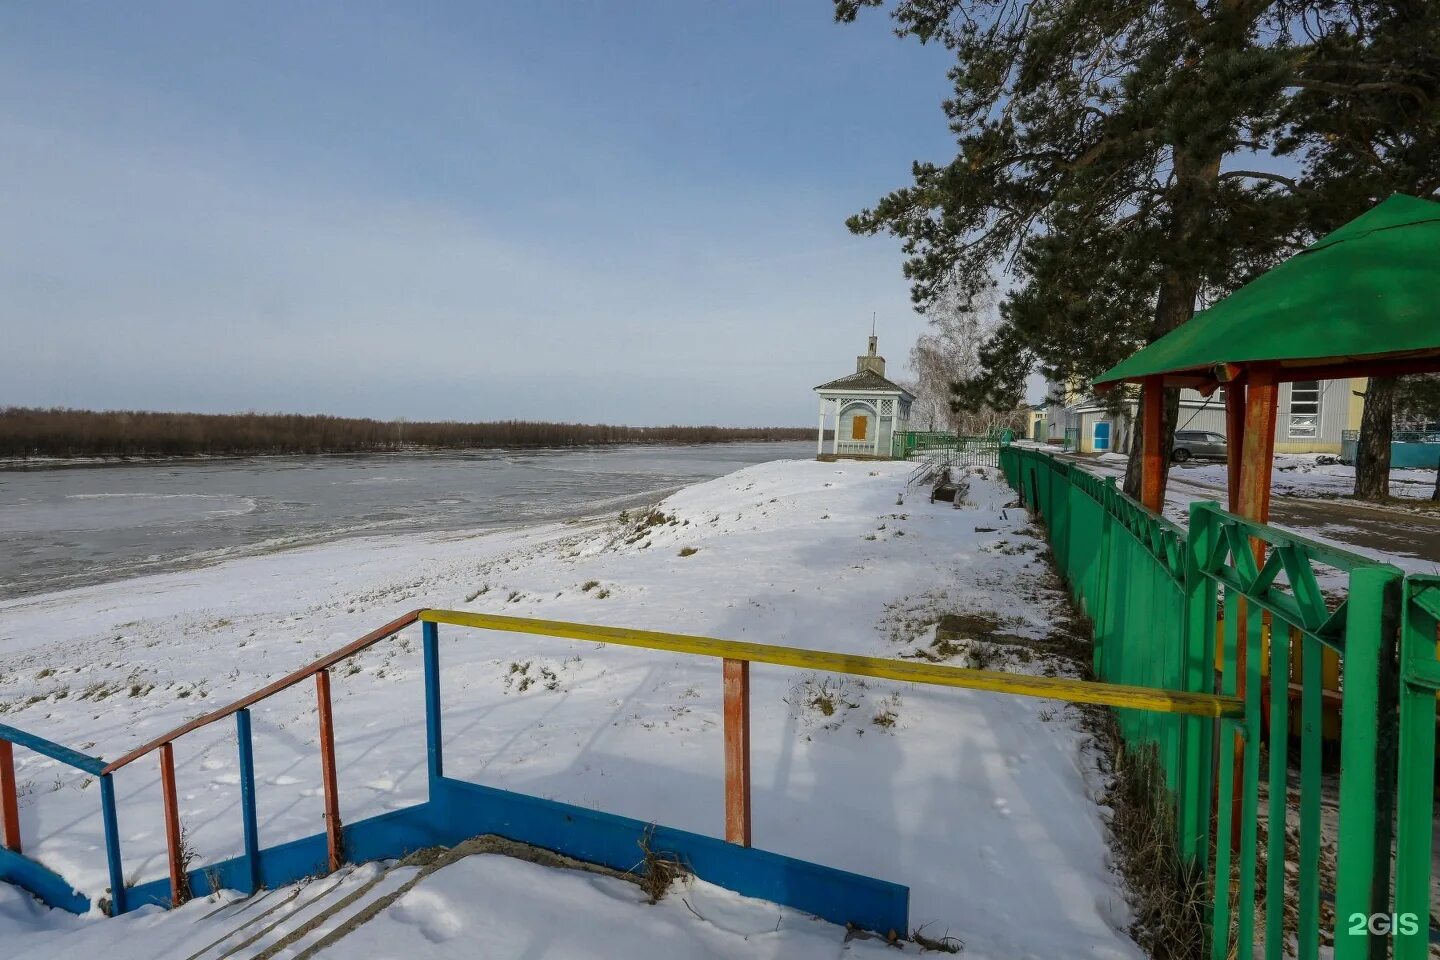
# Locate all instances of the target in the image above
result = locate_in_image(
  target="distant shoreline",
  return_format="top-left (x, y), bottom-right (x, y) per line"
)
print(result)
top-left (0, 438), bottom-right (810, 472)
top-left (1, 407), bottom-right (811, 466)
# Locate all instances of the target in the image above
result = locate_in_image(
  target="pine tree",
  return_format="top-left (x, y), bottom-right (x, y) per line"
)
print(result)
top-left (1274, 0), bottom-right (1440, 499)
top-left (835, 0), bottom-right (1437, 503)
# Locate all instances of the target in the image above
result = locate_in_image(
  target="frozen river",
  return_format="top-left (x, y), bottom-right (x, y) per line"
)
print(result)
top-left (0, 442), bottom-right (809, 599)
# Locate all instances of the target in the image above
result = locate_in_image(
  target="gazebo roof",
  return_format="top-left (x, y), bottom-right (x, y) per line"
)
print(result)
top-left (814, 369), bottom-right (912, 395)
top-left (1094, 193), bottom-right (1440, 391)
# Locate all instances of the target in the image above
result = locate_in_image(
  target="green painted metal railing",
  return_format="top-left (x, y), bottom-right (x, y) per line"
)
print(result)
top-left (892, 431), bottom-right (1005, 468)
top-left (1397, 576), bottom-right (1440, 960)
top-left (999, 445), bottom-right (1422, 960)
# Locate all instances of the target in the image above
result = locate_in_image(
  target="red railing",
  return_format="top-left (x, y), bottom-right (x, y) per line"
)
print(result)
top-left (91, 606), bottom-right (1237, 910)
top-left (100, 609), bottom-right (423, 905)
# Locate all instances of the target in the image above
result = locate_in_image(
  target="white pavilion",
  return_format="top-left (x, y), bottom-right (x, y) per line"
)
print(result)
top-left (814, 336), bottom-right (913, 459)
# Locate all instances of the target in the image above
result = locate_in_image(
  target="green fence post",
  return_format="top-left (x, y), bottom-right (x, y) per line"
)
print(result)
top-left (1180, 501), bottom-right (1218, 869)
top-left (1092, 477), bottom-right (1117, 678)
top-left (1235, 599), bottom-right (1264, 960)
top-left (1394, 579), bottom-right (1437, 960)
top-left (1212, 592), bottom-right (1241, 960)
top-left (1332, 565), bottom-right (1402, 960)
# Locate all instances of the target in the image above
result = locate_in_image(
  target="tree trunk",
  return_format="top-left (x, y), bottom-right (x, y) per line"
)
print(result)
top-left (1121, 277), bottom-right (1197, 502)
top-left (1120, 150), bottom-right (1219, 504)
top-left (1122, 387), bottom-right (1181, 499)
top-left (1354, 376), bottom-right (1397, 500)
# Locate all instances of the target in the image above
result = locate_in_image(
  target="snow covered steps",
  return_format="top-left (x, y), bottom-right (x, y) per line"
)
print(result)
top-left (179, 836), bottom-right (646, 960)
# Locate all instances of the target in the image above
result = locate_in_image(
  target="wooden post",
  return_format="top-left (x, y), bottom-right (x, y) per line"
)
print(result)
top-left (315, 669), bottom-right (343, 873)
top-left (1235, 365), bottom-right (1280, 731)
top-left (1235, 366), bottom-right (1278, 527)
top-left (1224, 379), bottom-right (1247, 512)
top-left (722, 658), bottom-right (752, 847)
top-left (1230, 365), bottom-right (1278, 847)
top-left (159, 742), bottom-right (187, 907)
top-left (1140, 376), bottom-right (1165, 512)
top-left (0, 739), bottom-right (20, 853)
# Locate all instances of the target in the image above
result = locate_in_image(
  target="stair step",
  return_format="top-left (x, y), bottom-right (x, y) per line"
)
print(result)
top-left (185, 866), bottom-right (360, 960)
top-left (250, 864), bottom-right (420, 960)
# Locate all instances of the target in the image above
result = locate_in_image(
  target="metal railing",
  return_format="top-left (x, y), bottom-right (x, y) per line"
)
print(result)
top-left (1396, 576), bottom-right (1440, 960)
top-left (0, 723), bottom-right (121, 914)
top-left (1339, 427), bottom-right (1440, 467)
top-left (3, 605), bottom-right (1240, 917)
top-left (892, 431), bottom-right (1005, 468)
top-left (1000, 444), bottom-right (1419, 960)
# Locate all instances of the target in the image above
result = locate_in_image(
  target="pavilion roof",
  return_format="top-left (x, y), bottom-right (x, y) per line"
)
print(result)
top-left (814, 369), bottom-right (913, 396)
top-left (1094, 194), bottom-right (1440, 390)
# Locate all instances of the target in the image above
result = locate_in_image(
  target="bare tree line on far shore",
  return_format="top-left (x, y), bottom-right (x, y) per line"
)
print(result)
top-left (0, 407), bottom-right (812, 459)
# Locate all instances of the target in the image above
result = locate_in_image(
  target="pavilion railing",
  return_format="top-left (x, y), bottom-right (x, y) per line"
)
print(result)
top-left (892, 432), bottom-right (1004, 468)
top-left (999, 444), bottom-right (1419, 960)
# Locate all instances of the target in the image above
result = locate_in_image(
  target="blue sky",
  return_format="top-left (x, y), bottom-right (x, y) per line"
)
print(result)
top-left (1, 2), bottom-right (962, 426)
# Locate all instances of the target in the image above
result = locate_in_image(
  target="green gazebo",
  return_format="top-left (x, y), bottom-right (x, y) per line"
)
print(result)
top-left (1095, 193), bottom-right (1440, 521)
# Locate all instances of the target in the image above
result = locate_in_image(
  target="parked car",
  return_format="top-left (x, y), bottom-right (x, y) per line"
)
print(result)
top-left (1172, 430), bottom-right (1227, 462)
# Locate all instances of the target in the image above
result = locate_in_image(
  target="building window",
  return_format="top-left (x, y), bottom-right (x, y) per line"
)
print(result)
top-left (1288, 381), bottom-right (1320, 438)
top-left (851, 415), bottom-right (869, 440)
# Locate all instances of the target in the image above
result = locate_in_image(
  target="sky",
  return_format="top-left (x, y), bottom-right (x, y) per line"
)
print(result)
top-left (1, 2), bottom-right (969, 427)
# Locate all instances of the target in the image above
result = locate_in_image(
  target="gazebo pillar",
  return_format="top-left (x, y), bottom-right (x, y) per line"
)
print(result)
top-left (1234, 366), bottom-right (1278, 525)
top-left (1223, 378), bottom-right (1247, 512)
top-left (1140, 376), bottom-right (1165, 512)
top-left (1225, 365), bottom-right (1278, 848)
top-left (816, 398), bottom-right (826, 458)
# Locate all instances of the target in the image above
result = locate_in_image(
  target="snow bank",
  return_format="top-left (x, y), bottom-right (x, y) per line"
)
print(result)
top-left (0, 458), bottom-right (1142, 958)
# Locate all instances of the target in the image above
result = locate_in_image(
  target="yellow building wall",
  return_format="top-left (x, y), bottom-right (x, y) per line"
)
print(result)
top-left (1273, 438), bottom-right (1343, 454)
top-left (1346, 377), bottom-right (1367, 430)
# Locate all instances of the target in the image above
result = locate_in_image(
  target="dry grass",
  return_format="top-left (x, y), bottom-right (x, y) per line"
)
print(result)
top-left (911, 923), bottom-right (964, 953)
top-left (174, 827), bottom-right (198, 904)
top-left (1095, 724), bottom-right (1208, 960)
top-left (636, 827), bottom-right (690, 903)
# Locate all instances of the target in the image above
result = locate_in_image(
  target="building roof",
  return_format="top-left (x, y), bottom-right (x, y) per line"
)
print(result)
top-left (814, 369), bottom-right (912, 395)
top-left (1094, 194), bottom-right (1440, 391)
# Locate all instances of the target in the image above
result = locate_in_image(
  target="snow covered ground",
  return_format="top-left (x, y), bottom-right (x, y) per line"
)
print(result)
top-left (0, 853), bottom-right (909, 960)
top-left (1069, 450), bottom-right (1440, 578)
top-left (1089, 451), bottom-right (1438, 501)
top-left (0, 458), bottom-right (1143, 958)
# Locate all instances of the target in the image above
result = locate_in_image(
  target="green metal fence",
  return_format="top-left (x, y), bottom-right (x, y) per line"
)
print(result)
top-left (999, 445), bottom-right (1424, 960)
top-left (1397, 576), bottom-right (1439, 960)
top-left (892, 431), bottom-right (1003, 468)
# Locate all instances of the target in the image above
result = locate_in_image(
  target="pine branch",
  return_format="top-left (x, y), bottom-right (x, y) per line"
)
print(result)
top-left (1216, 170), bottom-right (1298, 190)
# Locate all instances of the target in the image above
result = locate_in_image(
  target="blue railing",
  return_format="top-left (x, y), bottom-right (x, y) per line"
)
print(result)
top-left (0, 722), bottom-right (123, 914)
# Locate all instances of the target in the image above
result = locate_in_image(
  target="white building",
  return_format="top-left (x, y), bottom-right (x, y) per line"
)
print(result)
top-left (814, 336), bottom-right (913, 459)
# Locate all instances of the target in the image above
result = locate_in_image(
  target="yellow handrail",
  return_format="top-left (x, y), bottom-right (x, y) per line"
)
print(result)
top-left (421, 609), bottom-right (1243, 719)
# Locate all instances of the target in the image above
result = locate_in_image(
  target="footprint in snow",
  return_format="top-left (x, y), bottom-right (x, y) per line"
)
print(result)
top-left (392, 888), bottom-right (463, 943)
